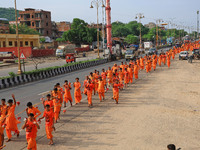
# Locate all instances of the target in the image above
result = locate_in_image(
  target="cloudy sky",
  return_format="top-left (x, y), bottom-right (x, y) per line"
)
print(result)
top-left (1, 0), bottom-right (200, 30)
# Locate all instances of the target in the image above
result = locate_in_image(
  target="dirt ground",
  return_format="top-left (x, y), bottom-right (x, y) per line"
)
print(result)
top-left (4, 55), bottom-right (200, 150)
top-left (29, 56), bottom-right (200, 150)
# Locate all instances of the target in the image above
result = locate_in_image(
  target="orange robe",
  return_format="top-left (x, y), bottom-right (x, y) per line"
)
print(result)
top-left (43, 110), bottom-right (54, 140)
top-left (27, 107), bottom-right (41, 119)
top-left (74, 82), bottom-right (82, 104)
top-left (134, 65), bottom-right (139, 79)
top-left (140, 58), bottom-right (144, 70)
top-left (43, 100), bottom-right (54, 111)
top-left (158, 56), bottom-right (162, 67)
top-left (83, 80), bottom-right (88, 95)
top-left (152, 59), bottom-right (157, 70)
top-left (52, 92), bottom-right (61, 122)
top-left (86, 83), bottom-right (94, 105)
top-left (124, 71), bottom-right (129, 84)
top-left (162, 55), bottom-right (166, 65)
top-left (172, 51), bottom-right (175, 60)
top-left (145, 62), bottom-right (149, 73)
top-left (25, 120), bottom-right (37, 150)
top-left (127, 67), bottom-right (133, 83)
top-left (0, 126), bottom-right (3, 148)
top-left (5, 104), bottom-right (20, 139)
top-left (113, 83), bottom-right (120, 102)
top-left (0, 105), bottom-right (7, 126)
top-left (98, 81), bottom-right (105, 101)
top-left (101, 72), bottom-right (107, 86)
top-left (57, 87), bottom-right (64, 103)
top-left (167, 56), bottom-right (171, 68)
top-left (107, 70), bottom-right (113, 85)
top-left (64, 83), bottom-right (73, 103)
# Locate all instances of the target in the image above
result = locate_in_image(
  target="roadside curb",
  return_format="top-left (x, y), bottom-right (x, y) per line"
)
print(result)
top-left (0, 59), bottom-right (108, 90)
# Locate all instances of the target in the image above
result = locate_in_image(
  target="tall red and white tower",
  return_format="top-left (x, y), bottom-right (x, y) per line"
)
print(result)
top-left (106, 0), bottom-right (112, 53)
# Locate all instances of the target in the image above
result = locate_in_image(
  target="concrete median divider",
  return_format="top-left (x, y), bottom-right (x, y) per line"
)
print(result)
top-left (0, 58), bottom-right (109, 90)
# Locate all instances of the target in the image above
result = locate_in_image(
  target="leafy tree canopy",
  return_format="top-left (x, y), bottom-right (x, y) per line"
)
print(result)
top-left (0, 7), bottom-right (20, 21)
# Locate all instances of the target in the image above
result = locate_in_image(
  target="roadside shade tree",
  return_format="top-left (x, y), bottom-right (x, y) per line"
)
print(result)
top-left (9, 24), bottom-right (40, 35)
top-left (125, 35), bottom-right (139, 44)
top-left (62, 18), bottom-right (101, 45)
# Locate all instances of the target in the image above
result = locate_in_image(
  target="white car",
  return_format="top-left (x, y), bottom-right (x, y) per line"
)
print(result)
top-left (179, 51), bottom-right (189, 60)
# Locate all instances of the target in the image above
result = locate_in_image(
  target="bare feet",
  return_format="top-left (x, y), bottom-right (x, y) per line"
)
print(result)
top-left (6, 139), bottom-right (11, 142)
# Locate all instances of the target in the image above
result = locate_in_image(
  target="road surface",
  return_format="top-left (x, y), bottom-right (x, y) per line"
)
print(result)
top-left (0, 52), bottom-right (102, 77)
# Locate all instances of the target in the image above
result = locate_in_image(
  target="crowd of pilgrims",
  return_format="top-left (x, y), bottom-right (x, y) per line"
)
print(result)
top-left (0, 42), bottom-right (197, 149)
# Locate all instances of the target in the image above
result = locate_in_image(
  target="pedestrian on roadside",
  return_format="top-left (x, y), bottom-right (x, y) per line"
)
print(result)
top-left (22, 113), bottom-right (40, 150)
top-left (38, 105), bottom-right (55, 145)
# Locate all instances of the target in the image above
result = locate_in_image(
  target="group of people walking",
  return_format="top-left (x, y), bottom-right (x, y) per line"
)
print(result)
top-left (0, 43), bottom-right (193, 149)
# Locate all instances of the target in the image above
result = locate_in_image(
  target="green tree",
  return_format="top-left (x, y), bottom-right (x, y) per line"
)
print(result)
top-left (62, 18), bottom-right (100, 45)
top-left (0, 7), bottom-right (20, 21)
top-left (9, 24), bottom-right (40, 35)
top-left (125, 35), bottom-right (138, 44)
top-left (40, 38), bottom-right (46, 43)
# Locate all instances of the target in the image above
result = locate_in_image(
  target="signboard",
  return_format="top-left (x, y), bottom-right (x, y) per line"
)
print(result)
top-left (20, 53), bottom-right (26, 59)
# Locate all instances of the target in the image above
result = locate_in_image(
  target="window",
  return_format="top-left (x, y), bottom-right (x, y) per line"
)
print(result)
top-left (32, 15), bottom-right (34, 18)
top-left (25, 41), bottom-right (28, 46)
top-left (46, 15), bottom-right (48, 18)
top-left (3, 41), bottom-right (6, 47)
top-left (32, 22), bottom-right (34, 26)
top-left (47, 31), bottom-right (49, 35)
top-left (46, 22), bottom-right (48, 26)
top-left (9, 41), bottom-right (13, 46)
top-left (20, 41), bottom-right (23, 47)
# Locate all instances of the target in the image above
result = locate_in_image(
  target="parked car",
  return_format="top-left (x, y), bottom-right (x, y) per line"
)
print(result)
top-left (179, 51), bottom-right (189, 60)
top-left (147, 48), bottom-right (157, 55)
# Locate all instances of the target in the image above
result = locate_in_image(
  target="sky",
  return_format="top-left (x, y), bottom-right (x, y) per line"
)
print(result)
top-left (0, 0), bottom-right (200, 31)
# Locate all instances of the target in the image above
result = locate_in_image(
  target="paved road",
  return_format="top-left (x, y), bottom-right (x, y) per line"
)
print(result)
top-left (0, 52), bottom-right (102, 77)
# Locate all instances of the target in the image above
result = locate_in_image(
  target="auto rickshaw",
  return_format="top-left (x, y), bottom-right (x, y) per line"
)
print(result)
top-left (66, 53), bottom-right (76, 63)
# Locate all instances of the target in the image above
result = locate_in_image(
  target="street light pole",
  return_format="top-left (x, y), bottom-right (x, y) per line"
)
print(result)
top-left (156, 19), bottom-right (163, 47)
top-left (14, 0), bottom-right (22, 74)
top-left (135, 13), bottom-right (144, 49)
top-left (91, 0), bottom-right (102, 59)
top-left (197, 10), bottom-right (199, 39)
top-left (102, 0), bottom-right (105, 57)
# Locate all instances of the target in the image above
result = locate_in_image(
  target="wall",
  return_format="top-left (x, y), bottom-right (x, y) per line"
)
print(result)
top-left (0, 47), bottom-right (55, 58)
top-left (32, 49), bottom-right (55, 57)
top-left (0, 47), bottom-right (32, 57)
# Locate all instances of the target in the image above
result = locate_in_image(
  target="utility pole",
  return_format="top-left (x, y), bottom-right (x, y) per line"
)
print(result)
top-left (135, 13), bottom-right (145, 49)
top-left (156, 19), bottom-right (163, 47)
top-left (197, 10), bottom-right (199, 39)
top-left (15, 0), bottom-right (22, 74)
top-left (90, 0), bottom-right (101, 58)
top-left (102, 0), bottom-right (105, 57)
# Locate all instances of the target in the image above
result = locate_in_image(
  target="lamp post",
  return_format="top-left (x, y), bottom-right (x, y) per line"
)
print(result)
top-left (90, 0), bottom-right (104, 59)
top-left (135, 13), bottom-right (144, 49)
top-left (14, 0), bottom-right (22, 74)
top-left (197, 11), bottom-right (199, 39)
top-left (101, 0), bottom-right (106, 57)
top-left (156, 19), bottom-right (163, 47)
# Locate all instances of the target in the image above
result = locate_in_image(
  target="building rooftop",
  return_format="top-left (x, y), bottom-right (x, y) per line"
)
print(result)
top-left (25, 8), bottom-right (35, 11)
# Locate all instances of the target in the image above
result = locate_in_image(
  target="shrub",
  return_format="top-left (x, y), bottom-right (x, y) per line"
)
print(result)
top-left (8, 72), bottom-right (16, 78)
